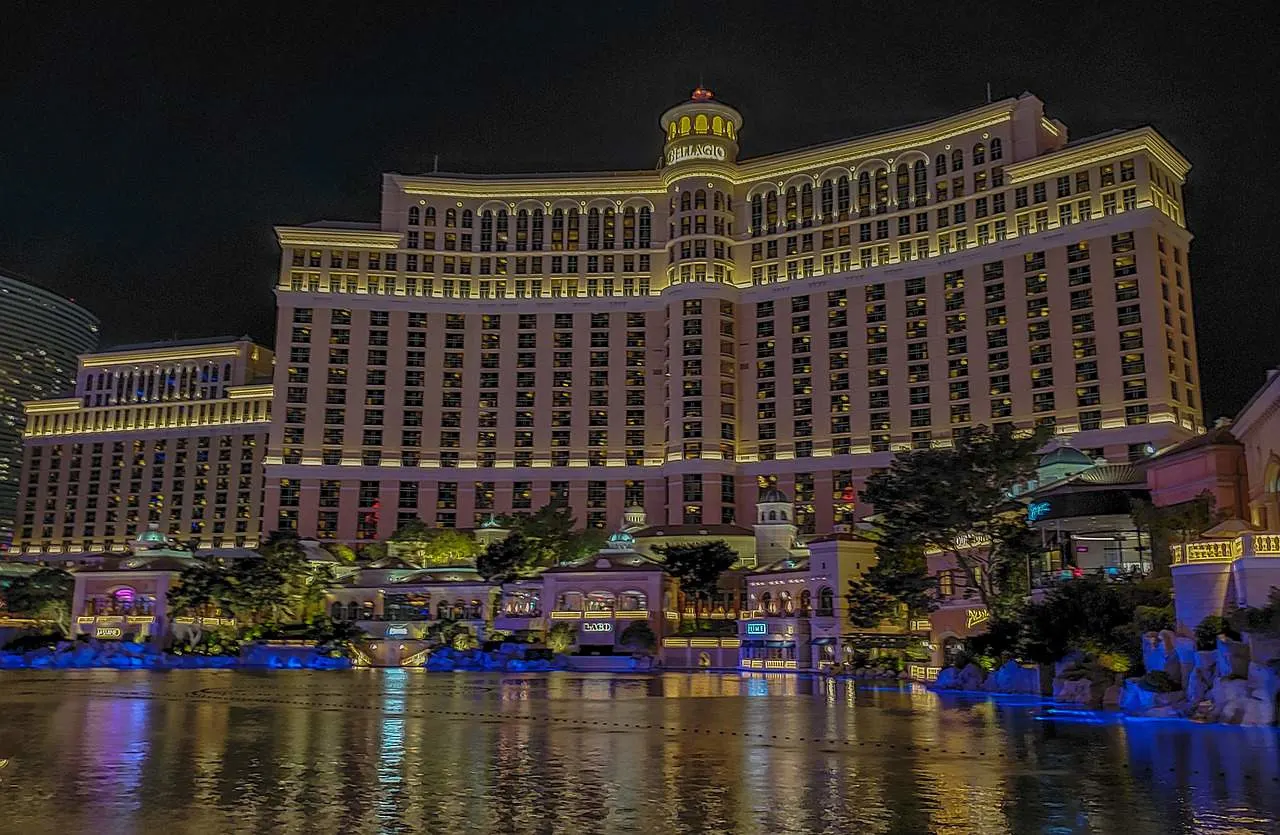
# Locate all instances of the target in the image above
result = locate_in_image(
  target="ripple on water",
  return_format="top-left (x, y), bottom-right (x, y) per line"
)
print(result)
top-left (0, 669), bottom-right (1276, 834)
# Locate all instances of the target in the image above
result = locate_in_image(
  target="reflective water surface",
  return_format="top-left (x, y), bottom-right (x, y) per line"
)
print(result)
top-left (1, 670), bottom-right (1278, 834)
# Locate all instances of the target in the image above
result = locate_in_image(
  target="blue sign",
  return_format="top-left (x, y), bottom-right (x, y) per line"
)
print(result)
top-left (386, 625), bottom-right (409, 638)
top-left (1027, 501), bottom-right (1051, 522)
top-left (745, 621), bottom-right (767, 635)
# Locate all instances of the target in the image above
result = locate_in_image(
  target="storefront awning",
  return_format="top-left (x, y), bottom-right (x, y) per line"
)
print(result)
top-left (764, 640), bottom-right (793, 648)
top-left (740, 640), bottom-right (764, 648)
top-left (809, 637), bottom-right (836, 646)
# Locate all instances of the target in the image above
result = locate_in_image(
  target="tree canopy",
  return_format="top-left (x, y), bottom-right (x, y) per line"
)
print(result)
top-left (0, 568), bottom-right (73, 635)
top-left (1131, 490), bottom-right (1219, 576)
top-left (859, 424), bottom-right (1050, 614)
top-left (476, 507), bottom-right (607, 579)
top-left (653, 540), bottom-right (738, 630)
top-left (389, 521), bottom-right (481, 566)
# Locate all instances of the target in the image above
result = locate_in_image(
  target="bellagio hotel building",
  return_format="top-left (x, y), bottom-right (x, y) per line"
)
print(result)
top-left (266, 89), bottom-right (1201, 542)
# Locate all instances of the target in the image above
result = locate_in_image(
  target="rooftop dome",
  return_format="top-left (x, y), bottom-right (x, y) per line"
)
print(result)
top-left (134, 528), bottom-right (169, 549)
top-left (1038, 446), bottom-right (1093, 468)
top-left (758, 486), bottom-right (791, 504)
top-left (607, 530), bottom-right (636, 550)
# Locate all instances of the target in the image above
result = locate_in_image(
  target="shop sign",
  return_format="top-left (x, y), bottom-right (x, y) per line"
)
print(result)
top-left (965, 608), bottom-right (991, 630)
top-left (386, 624), bottom-right (409, 638)
top-left (581, 622), bottom-right (613, 633)
top-left (1027, 501), bottom-right (1051, 522)
top-left (744, 621), bottom-right (767, 635)
top-left (95, 627), bottom-right (123, 639)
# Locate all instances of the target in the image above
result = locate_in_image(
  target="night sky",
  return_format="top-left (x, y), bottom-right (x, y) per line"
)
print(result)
top-left (2, 2), bottom-right (1275, 419)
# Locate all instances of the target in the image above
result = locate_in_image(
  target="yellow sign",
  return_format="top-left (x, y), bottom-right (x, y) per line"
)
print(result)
top-left (95, 627), bottom-right (123, 638)
top-left (965, 608), bottom-right (991, 630)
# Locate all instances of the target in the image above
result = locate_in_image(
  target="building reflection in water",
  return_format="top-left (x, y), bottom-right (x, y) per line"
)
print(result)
top-left (2, 670), bottom-right (1280, 833)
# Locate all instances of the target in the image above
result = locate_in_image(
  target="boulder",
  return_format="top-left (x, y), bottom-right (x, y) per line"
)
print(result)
top-left (1054, 651), bottom-right (1086, 678)
top-left (1102, 683), bottom-right (1123, 707)
top-left (1054, 678), bottom-right (1097, 705)
top-left (986, 660), bottom-right (1041, 694)
top-left (1246, 634), bottom-right (1280, 665)
top-left (1142, 631), bottom-right (1183, 683)
top-left (932, 667), bottom-right (960, 689)
top-left (1173, 636), bottom-right (1198, 690)
top-left (1119, 678), bottom-right (1186, 715)
top-left (1210, 677), bottom-right (1251, 723)
top-left (956, 663), bottom-right (985, 690)
top-left (1216, 636), bottom-right (1250, 679)
top-left (1186, 651), bottom-right (1219, 705)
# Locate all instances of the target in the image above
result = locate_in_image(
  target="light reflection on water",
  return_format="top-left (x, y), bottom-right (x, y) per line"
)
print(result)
top-left (0, 670), bottom-right (1277, 834)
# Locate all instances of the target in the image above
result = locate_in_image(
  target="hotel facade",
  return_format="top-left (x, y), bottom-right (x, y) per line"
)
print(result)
top-left (258, 89), bottom-right (1197, 542)
top-left (13, 338), bottom-right (274, 556)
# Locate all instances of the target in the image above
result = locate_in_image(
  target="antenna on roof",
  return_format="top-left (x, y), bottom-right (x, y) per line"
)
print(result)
top-left (986, 82), bottom-right (992, 104)
top-left (432, 153), bottom-right (439, 174)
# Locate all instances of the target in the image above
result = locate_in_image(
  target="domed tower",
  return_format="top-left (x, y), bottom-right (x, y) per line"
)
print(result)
top-left (754, 485), bottom-right (797, 563)
top-left (657, 89), bottom-right (745, 518)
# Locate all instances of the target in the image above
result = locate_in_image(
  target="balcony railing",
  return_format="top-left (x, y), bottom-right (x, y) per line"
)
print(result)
top-left (1171, 533), bottom-right (1280, 566)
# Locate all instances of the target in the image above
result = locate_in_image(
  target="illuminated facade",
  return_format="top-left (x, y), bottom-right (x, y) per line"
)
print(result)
top-left (0, 270), bottom-right (99, 548)
top-left (12, 338), bottom-right (274, 556)
top-left (266, 89), bottom-right (1201, 543)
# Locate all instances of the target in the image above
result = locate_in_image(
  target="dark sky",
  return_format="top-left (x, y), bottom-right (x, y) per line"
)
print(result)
top-left (2, 1), bottom-right (1275, 419)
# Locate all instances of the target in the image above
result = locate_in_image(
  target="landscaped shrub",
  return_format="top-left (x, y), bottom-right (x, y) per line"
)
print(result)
top-left (1194, 615), bottom-right (1239, 650)
top-left (1225, 588), bottom-right (1280, 637)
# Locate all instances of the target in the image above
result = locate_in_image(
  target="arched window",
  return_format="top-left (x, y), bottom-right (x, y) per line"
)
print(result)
top-left (769, 510), bottom-right (777, 521)
top-left (680, 191), bottom-right (692, 211)
top-left (679, 115), bottom-right (691, 135)
top-left (913, 160), bottom-right (928, 201)
top-left (837, 175), bottom-right (850, 214)
top-left (712, 115), bottom-right (724, 135)
top-left (874, 168), bottom-right (889, 208)
top-left (951, 148), bottom-right (964, 171)
top-left (857, 171), bottom-right (871, 211)
top-left (331, 602), bottom-right (343, 620)
top-left (726, 121), bottom-right (735, 139)
top-left (408, 206), bottom-right (420, 225)
top-left (496, 209), bottom-right (508, 249)
top-left (799, 589), bottom-right (812, 615)
top-left (532, 208), bottom-right (544, 249)
top-left (445, 208), bottom-right (457, 228)
top-left (694, 114), bottom-right (709, 134)
top-left (461, 209), bottom-right (473, 228)
top-left (895, 164), bottom-right (910, 204)
top-left (437, 600), bottom-right (450, 618)
top-left (347, 602), bottom-right (359, 620)
top-left (623, 206), bottom-right (636, 248)
top-left (800, 182), bottom-right (813, 221)
top-left (694, 189), bottom-right (706, 209)
top-left (990, 138), bottom-right (1003, 160)
top-left (820, 180), bottom-right (833, 219)
top-left (779, 591), bottom-right (793, 615)
top-left (765, 192), bottom-right (778, 231)
top-left (425, 206), bottom-right (436, 226)
top-left (602, 207), bottom-right (614, 249)
top-left (973, 142), bottom-right (986, 165)
top-left (818, 586), bottom-right (834, 614)
top-left (668, 122), bottom-right (677, 140)
top-left (638, 207), bottom-right (651, 247)
top-left (785, 187), bottom-right (797, 226)
top-left (751, 194), bottom-right (763, 236)
top-left (480, 210), bottom-right (493, 251)
top-left (587, 207), bottom-right (601, 249)
top-left (760, 592), bottom-right (772, 614)
top-left (935, 154), bottom-right (947, 176)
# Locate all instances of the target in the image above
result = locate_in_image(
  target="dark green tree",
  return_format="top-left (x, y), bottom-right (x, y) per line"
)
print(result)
top-left (1131, 491), bottom-right (1219, 577)
top-left (500, 506), bottom-right (606, 566)
top-left (476, 532), bottom-right (533, 581)
top-left (389, 521), bottom-right (481, 565)
top-left (618, 620), bottom-right (657, 656)
top-left (653, 540), bottom-right (738, 631)
top-left (1, 568), bottom-right (73, 635)
top-left (861, 423), bottom-right (1049, 611)
top-left (846, 543), bottom-right (935, 628)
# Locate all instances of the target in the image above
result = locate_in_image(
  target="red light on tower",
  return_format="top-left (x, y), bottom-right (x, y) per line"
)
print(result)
top-left (690, 87), bottom-right (714, 102)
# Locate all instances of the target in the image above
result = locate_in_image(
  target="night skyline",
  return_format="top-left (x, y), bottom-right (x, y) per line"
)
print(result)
top-left (2, 1), bottom-right (1275, 419)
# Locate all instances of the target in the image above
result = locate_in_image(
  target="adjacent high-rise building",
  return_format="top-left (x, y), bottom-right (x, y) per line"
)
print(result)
top-left (261, 89), bottom-right (1200, 542)
top-left (0, 270), bottom-right (99, 548)
top-left (12, 338), bottom-right (274, 557)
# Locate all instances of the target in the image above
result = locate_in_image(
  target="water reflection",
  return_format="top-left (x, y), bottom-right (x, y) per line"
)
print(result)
top-left (0, 670), bottom-right (1277, 833)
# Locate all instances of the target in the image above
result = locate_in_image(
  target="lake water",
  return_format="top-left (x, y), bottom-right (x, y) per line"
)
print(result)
top-left (0, 670), bottom-right (1277, 834)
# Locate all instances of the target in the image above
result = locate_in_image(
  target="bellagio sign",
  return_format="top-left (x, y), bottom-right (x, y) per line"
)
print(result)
top-left (666, 142), bottom-right (727, 165)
